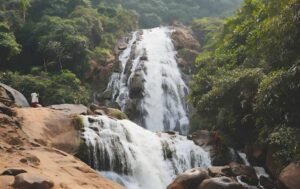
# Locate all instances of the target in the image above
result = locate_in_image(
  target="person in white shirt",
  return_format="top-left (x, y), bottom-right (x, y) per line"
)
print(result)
top-left (31, 92), bottom-right (39, 107)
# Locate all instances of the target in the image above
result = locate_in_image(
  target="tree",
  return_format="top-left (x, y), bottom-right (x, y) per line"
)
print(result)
top-left (19, 0), bottom-right (30, 22)
top-left (0, 22), bottom-right (21, 63)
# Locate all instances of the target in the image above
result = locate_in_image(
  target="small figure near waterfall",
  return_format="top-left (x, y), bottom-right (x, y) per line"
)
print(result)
top-left (31, 92), bottom-right (40, 107)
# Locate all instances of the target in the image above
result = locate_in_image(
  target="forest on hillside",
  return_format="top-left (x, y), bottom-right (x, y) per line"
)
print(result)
top-left (98, 0), bottom-right (243, 28)
top-left (0, 0), bottom-right (241, 105)
top-left (190, 0), bottom-right (300, 170)
top-left (0, 0), bottom-right (138, 105)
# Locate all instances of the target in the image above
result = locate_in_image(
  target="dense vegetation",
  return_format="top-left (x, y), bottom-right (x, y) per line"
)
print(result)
top-left (190, 0), bottom-right (300, 166)
top-left (99, 0), bottom-right (243, 28)
top-left (0, 0), bottom-right (137, 105)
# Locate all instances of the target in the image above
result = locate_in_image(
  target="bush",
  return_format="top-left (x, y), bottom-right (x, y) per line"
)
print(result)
top-left (0, 70), bottom-right (91, 106)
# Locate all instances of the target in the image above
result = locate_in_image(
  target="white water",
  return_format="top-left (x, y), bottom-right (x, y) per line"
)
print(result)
top-left (105, 27), bottom-right (189, 134)
top-left (82, 115), bottom-right (211, 189)
top-left (238, 151), bottom-right (251, 166)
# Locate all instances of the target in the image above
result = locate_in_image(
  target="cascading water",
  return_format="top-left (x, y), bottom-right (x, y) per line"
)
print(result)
top-left (103, 27), bottom-right (190, 134)
top-left (82, 27), bottom-right (211, 189)
top-left (80, 115), bottom-right (211, 189)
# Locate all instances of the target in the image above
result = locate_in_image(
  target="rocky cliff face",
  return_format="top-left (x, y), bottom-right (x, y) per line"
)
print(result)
top-left (0, 104), bottom-right (124, 189)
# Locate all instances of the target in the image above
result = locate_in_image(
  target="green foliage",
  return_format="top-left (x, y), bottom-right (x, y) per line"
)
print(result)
top-left (72, 115), bottom-right (85, 130)
top-left (100, 0), bottom-right (243, 28)
top-left (191, 0), bottom-right (300, 162)
top-left (190, 68), bottom-right (264, 147)
top-left (0, 71), bottom-right (91, 106)
top-left (191, 17), bottom-right (224, 46)
top-left (0, 0), bottom-right (138, 101)
top-left (0, 22), bottom-right (21, 62)
top-left (266, 127), bottom-right (300, 164)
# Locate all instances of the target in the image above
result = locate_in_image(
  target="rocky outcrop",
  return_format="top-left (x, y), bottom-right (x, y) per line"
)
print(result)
top-left (199, 177), bottom-right (244, 189)
top-left (279, 162), bottom-right (300, 189)
top-left (12, 173), bottom-right (55, 189)
top-left (16, 107), bottom-right (82, 155)
top-left (167, 166), bottom-right (249, 189)
top-left (229, 162), bottom-right (258, 186)
top-left (0, 83), bottom-right (29, 107)
top-left (47, 104), bottom-right (88, 115)
top-left (0, 108), bottom-right (124, 189)
top-left (89, 104), bottom-right (128, 120)
top-left (190, 130), bottom-right (242, 166)
top-left (129, 70), bottom-right (145, 99)
top-left (167, 168), bottom-right (210, 189)
top-left (170, 25), bottom-right (201, 76)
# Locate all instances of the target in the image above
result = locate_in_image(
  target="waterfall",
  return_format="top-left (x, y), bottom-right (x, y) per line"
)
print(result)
top-left (81, 115), bottom-right (211, 189)
top-left (103, 27), bottom-right (189, 134)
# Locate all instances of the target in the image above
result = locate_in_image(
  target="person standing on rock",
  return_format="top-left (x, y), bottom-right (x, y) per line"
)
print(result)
top-left (31, 92), bottom-right (39, 107)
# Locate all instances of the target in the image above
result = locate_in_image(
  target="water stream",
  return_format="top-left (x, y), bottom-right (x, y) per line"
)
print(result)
top-left (81, 115), bottom-right (211, 189)
top-left (104, 27), bottom-right (189, 134)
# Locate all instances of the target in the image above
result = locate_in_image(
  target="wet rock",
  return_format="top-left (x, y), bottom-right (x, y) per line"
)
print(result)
top-left (13, 173), bottom-right (54, 189)
top-left (259, 176), bottom-right (276, 189)
top-left (198, 177), bottom-right (244, 189)
top-left (208, 166), bottom-right (231, 177)
top-left (88, 117), bottom-right (98, 123)
top-left (167, 168), bottom-right (210, 189)
top-left (1, 168), bottom-right (27, 176)
top-left (90, 126), bottom-right (99, 133)
top-left (129, 71), bottom-right (145, 99)
top-left (279, 162), bottom-right (300, 189)
top-left (140, 49), bottom-right (148, 61)
top-left (191, 130), bottom-right (213, 146)
top-left (229, 162), bottom-right (258, 186)
top-left (118, 43), bottom-right (127, 50)
top-left (94, 109), bottom-right (105, 115)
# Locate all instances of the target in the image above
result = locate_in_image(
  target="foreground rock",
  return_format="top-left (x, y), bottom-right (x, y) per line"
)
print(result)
top-left (167, 163), bottom-right (263, 189)
top-left (199, 177), bottom-right (244, 189)
top-left (167, 168), bottom-right (210, 189)
top-left (0, 109), bottom-right (124, 189)
top-left (190, 130), bottom-right (242, 166)
top-left (13, 173), bottom-right (54, 189)
top-left (16, 107), bottom-right (82, 155)
top-left (279, 162), bottom-right (300, 189)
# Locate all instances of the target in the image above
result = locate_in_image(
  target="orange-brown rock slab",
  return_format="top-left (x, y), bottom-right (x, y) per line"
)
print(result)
top-left (279, 162), bottom-right (300, 189)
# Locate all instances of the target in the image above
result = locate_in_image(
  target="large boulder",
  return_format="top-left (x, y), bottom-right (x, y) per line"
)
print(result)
top-left (0, 175), bottom-right (14, 188)
top-left (229, 162), bottom-right (258, 186)
top-left (0, 83), bottom-right (29, 107)
top-left (198, 177), bottom-right (244, 189)
top-left (167, 168), bottom-right (210, 189)
top-left (208, 166), bottom-right (231, 177)
top-left (12, 173), bottom-right (54, 189)
top-left (171, 27), bottom-right (201, 50)
top-left (279, 162), bottom-right (300, 189)
top-left (15, 107), bottom-right (82, 155)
